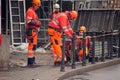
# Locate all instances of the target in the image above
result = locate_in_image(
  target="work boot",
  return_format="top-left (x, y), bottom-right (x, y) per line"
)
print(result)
top-left (54, 62), bottom-right (61, 66)
top-left (27, 64), bottom-right (40, 68)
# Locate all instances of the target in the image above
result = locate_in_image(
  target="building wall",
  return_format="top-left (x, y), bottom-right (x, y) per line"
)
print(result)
top-left (74, 10), bottom-right (120, 32)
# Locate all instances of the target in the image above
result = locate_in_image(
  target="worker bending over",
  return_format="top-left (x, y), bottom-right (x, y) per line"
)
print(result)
top-left (48, 10), bottom-right (78, 66)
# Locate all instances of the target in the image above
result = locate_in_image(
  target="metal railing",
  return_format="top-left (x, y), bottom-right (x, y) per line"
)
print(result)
top-left (60, 30), bottom-right (120, 72)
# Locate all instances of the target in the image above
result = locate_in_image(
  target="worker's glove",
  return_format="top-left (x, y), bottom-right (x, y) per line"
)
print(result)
top-left (36, 21), bottom-right (41, 27)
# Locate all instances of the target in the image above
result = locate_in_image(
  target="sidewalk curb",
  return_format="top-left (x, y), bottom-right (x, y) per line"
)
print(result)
top-left (56, 58), bottom-right (120, 80)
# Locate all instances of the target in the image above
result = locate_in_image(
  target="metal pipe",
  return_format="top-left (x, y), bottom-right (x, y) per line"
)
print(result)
top-left (71, 0), bottom-right (74, 10)
top-left (82, 32), bottom-right (86, 66)
top-left (60, 33), bottom-right (65, 72)
top-left (60, 0), bottom-right (62, 11)
top-left (107, 33), bottom-right (111, 59)
top-left (101, 31), bottom-right (105, 62)
top-left (118, 31), bottom-right (120, 58)
top-left (71, 32), bottom-right (76, 69)
top-left (110, 31), bottom-right (113, 59)
top-left (91, 33), bottom-right (95, 64)
top-left (6, 0), bottom-right (9, 35)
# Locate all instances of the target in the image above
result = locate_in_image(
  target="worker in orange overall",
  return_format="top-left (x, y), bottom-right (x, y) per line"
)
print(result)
top-left (26, 0), bottom-right (41, 67)
top-left (48, 3), bottom-right (61, 52)
top-left (48, 10), bottom-right (78, 66)
top-left (75, 26), bottom-right (91, 61)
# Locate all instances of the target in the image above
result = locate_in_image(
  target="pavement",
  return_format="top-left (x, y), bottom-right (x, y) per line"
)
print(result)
top-left (64, 64), bottom-right (120, 80)
top-left (0, 51), bottom-right (120, 80)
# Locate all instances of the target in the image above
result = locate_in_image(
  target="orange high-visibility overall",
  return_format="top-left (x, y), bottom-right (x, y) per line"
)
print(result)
top-left (26, 7), bottom-right (39, 65)
top-left (76, 37), bottom-right (90, 60)
top-left (48, 12), bottom-right (73, 62)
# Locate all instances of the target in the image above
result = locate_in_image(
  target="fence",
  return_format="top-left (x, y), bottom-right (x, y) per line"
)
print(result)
top-left (60, 30), bottom-right (120, 72)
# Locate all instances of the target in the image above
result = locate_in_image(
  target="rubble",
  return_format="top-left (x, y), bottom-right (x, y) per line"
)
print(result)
top-left (9, 60), bottom-right (27, 67)
top-left (10, 43), bottom-right (47, 54)
top-left (9, 43), bottom-right (52, 67)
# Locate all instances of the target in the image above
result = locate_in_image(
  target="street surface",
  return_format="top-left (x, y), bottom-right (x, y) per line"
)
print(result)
top-left (0, 48), bottom-right (120, 80)
top-left (64, 64), bottom-right (120, 80)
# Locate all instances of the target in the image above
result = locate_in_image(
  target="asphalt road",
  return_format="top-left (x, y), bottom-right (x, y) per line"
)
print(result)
top-left (64, 64), bottom-right (120, 80)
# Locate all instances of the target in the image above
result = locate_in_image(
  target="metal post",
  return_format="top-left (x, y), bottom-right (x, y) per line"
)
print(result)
top-left (60, 0), bottom-right (62, 11)
top-left (110, 31), bottom-right (113, 59)
top-left (48, 0), bottom-right (52, 13)
top-left (71, 32), bottom-right (76, 69)
top-left (118, 31), bottom-right (120, 58)
top-left (107, 33), bottom-right (110, 58)
top-left (91, 33), bottom-right (95, 64)
top-left (6, 0), bottom-right (9, 35)
top-left (71, 0), bottom-right (74, 10)
top-left (101, 31), bottom-right (105, 62)
top-left (60, 33), bottom-right (65, 72)
top-left (82, 32), bottom-right (86, 66)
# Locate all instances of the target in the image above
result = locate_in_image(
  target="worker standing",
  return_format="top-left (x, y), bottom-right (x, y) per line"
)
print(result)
top-left (49, 3), bottom-right (61, 19)
top-left (75, 26), bottom-right (91, 61)
top-left (48, 3), bottom-right (61, 53)
top-left (48, 10), bottom-right (78, 66)
top-left (26, 0), bottom-right (41, 67)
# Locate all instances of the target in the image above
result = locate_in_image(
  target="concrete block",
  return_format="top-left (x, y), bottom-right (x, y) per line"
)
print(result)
top-left (0, 35), bottom-right (10, 70)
